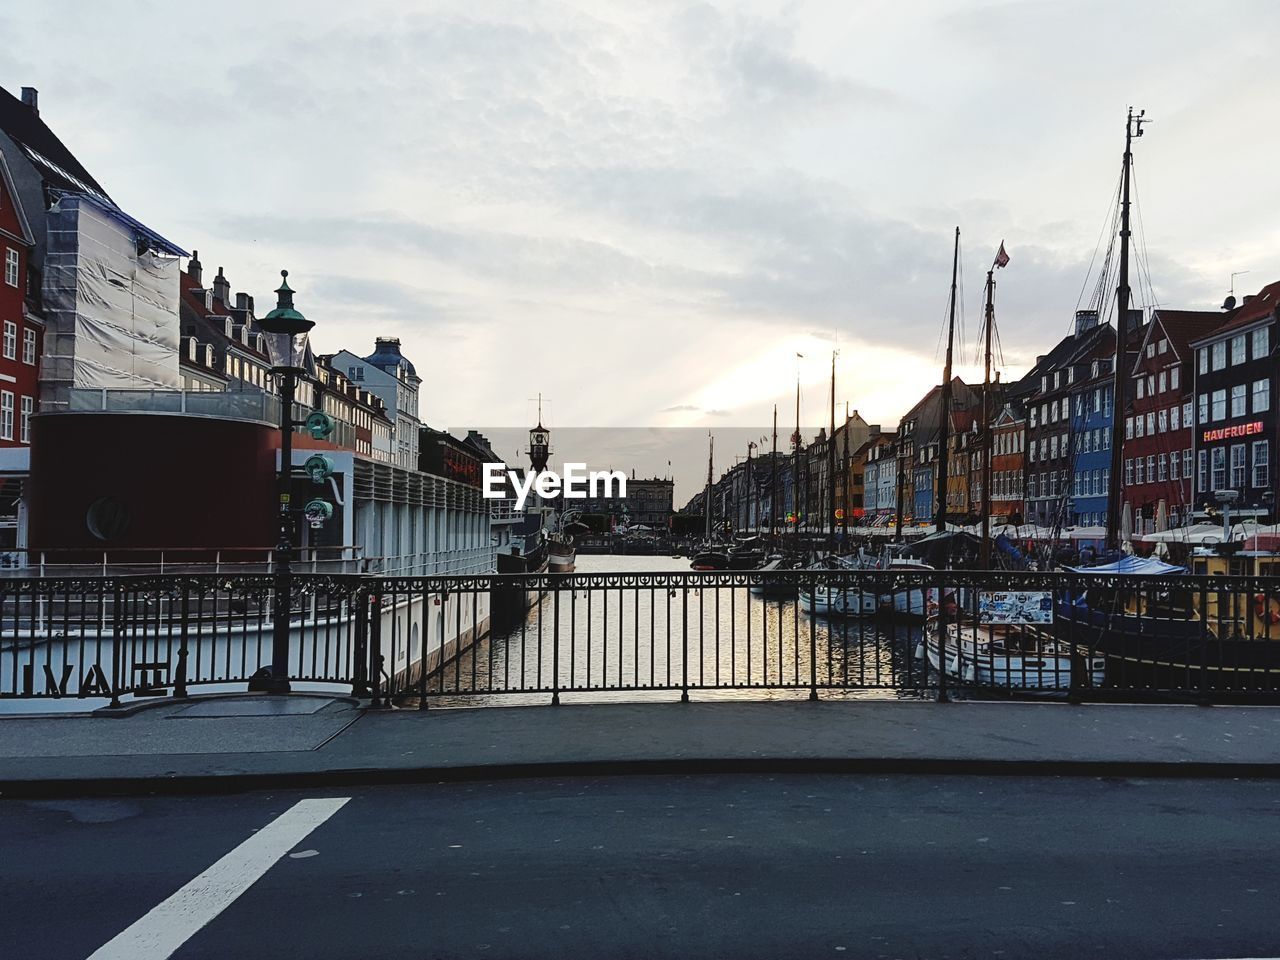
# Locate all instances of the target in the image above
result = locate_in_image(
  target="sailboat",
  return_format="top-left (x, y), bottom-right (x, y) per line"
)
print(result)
top-left (691, 433), bottom-right (729, 570)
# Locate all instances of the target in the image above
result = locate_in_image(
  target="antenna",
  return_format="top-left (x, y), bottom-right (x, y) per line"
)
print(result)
top-left (1230, 270), bottom-right (1251, 297)
top-left (527, 394), bottom-right (549, 426)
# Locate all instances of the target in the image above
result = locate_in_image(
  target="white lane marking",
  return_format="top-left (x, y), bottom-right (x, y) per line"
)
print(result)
top-left (86, 797), bottom-right (350, 960)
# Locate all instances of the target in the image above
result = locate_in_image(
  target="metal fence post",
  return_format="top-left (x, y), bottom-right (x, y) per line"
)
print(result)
top-left (681, 579), bottom-right (689, 703)
top-left (174, 582), bottom-right (190, 699)
top-left (551, 584), bottom-right (561, 706)
top-left (935, 573), bottom-right (950, 704)
top-left (369, 592), bottom-right (384, 709)
top-left (351, 584), bottom-right (370, 699)
top-left (108, 581), bottom-right (124, 709)
top-left (808, 575), bottom-right (818, 701)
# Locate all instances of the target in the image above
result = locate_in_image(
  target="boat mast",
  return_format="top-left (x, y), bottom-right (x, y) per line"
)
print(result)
top-left (828, 350), bottom-right (837, 554)
top-left (980, 265), bottom-right (995, 568)
top-left (771, 405), bottom-right (779, 549)
top-left (935, 226), bottom-right (960, 539)
top-left (841, 402), bottom-right (850, 544)
top-left (1105, 107), bottom-right (1147, 553)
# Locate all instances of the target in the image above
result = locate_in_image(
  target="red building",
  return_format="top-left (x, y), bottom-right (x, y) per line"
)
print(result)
top-left (1121, 309), bottom-right (1224, 531)
top-left (0, 151), bottom-right (39, 450)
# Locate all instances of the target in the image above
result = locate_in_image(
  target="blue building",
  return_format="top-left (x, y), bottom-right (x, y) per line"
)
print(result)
top-left (1069, 336), bottom-right (1117, 528)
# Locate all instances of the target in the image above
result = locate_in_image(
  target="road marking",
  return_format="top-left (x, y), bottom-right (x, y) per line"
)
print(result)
top-left (86, 797), bottom-right (350, 960)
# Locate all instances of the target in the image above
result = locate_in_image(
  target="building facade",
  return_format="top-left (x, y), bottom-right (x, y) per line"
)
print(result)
top-left (1189, 282), bottom-right (1279, 523)
top-left (1120, 309), bottom-right (1222, 531)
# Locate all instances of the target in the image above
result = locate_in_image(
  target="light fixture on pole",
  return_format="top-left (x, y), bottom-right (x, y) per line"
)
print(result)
top-left (258, 270), bottom-right (315, 694)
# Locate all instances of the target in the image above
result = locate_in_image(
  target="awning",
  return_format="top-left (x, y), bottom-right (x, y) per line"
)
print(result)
top-left (1063, 556), bottom-right (1186, 575)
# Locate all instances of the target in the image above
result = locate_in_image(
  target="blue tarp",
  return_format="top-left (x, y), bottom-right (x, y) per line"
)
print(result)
top-left (1063, 556), bottom-right (1185, 576)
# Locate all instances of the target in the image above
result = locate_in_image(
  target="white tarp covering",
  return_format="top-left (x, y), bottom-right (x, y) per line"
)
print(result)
top-left (41, 196), bottom-right (181, 403)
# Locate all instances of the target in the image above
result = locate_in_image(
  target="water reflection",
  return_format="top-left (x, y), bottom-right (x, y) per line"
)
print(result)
top-left (431, 554), bottom-right (933, 705)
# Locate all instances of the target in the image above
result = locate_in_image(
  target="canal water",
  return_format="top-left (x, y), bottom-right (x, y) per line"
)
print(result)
top-left (431, 554), bottom-right (933, 705)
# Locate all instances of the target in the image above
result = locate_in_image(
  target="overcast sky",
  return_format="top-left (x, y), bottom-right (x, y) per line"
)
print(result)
top-left (4, 0), bottom-right (1278, 456)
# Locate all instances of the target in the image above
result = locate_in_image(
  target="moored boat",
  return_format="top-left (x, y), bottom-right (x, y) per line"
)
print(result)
top-left (924, 620), bottom-right (1105, 689)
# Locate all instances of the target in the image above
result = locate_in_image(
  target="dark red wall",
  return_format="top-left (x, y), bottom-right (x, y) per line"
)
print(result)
top-left (28, 413), bottom-right (279, 559)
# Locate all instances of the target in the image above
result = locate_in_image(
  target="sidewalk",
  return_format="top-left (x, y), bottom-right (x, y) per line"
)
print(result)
top-left (2, 695), bottom-right (1280, 797)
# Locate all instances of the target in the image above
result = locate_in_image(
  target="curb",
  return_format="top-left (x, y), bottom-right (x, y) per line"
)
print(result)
top-left (3, 756), bottom-right (1278, 799)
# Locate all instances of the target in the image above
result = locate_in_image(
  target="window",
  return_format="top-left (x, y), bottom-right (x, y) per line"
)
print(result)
top-left (1146, 455), bottom-right (1155, 484)
top-left (1170, 405), bottom-right (1180, 432)
top-left (1183, 401), bottom-right (1193, 428)
top-left (1254, 379), bottom-right (1270, 413)
top-left (1212, 389), bottom-right (1226, 421)
top-left (1198, 347), bottom-right (1208, 375)
top-left (0, 391), bottom-right (10, 440)
top-left (1212, 341), bottom-right (1226, 371)
top-left (1145, 412), bottom-right (1155, 435)
top-left (1232, 334), bottom-right (1247, 366)
top-left (1050, 435), bottom-right (1059, 459)
top-left (1136, 378), bottom-right (1145, 400)
top-left (1253, 327), bottom-right (1270, 360)
top-left (19, 395), bottom-right (31, 443)
top-left (1230, 444), bottom-right (1247, 489)
top-left (1, 321), bottom-right (14, 360)
top-left (1156, 371), bottom-right (1165, 394)
top-left (1134, 416), bottom-right (1144, 438)
top-left (1158, 338), bottom-right (1169, 355)
top-left (1158, 454), bottom-right (1167, 482)
top-left (1183, 449), bottom-right (1192, 482)
top-left (1124, 459), bottom-right (1133, 486)
top-left (1211, 447), bottom-right (1227, 491)
top-left (1148, 374), bottom-right (1156, 396)
top-left (1156, 409), bottom-right (1166, 433)
top-left (1198, 394), bottom-right (1208, 424)
top-left (21, 328), bottom-right (35, 365)
top-left (1230, 384), bottom-right (1246, 418)
top-left (1170, 453), bottom-right (1179, 481)
top-left (1170, 365), bottom-right (1180, 390)
top-left (1101, 429), bottom-right (1110, 450)
top-left (1198, 450), bottom-right (1208, 493)
top-left (1253, 441), bottom-right (1270, 489)
top-left (1135, 458), bottom-right (1145, 484)
top-left (1028, 442), bottom-right (1036, 464)
top-left (1028, 407), bottom-right (1038, 428)
top-left (3, 248), bottom-right (17, 287)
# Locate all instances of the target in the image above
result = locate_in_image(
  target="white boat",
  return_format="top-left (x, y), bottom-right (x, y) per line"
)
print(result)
top-left (798, 554), bottom-right (878, 617)
top-left (878, 558), bottom-right (935, 618)
top-left (923, 621), bottom-right (1105, 689)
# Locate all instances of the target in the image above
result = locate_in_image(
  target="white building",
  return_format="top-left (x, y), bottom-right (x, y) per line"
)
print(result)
top-left (331, 339), bottom-right (421, 470)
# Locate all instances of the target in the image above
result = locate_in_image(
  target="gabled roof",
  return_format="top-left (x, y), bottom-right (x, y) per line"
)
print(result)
top-left (0, 86), bottom-right (110, 201)
top-left (1190, 280), bottom-right (1280, 344)
top-left (0, 150), bottom-right (33, 246)
top-left (1133, 308), bottom-right (1225, 373)
top-left (179, 268), bottom-right (271, 362)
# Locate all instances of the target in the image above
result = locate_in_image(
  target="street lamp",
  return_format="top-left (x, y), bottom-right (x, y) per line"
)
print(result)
top-left (258, 270), bottom-right (315, 694)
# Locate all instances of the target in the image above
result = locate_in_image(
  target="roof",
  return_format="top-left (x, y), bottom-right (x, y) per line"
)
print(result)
top-left (0, 85), bottom-right (110, 200)
top-left (179, 269), bottom-right (271, 362)
top-left (0, 150), bottom-right (33, 245)
top-left (1135, 309), bottom-right (1226, 372)
top-left (1190, 280), bottom-right (1280, 343)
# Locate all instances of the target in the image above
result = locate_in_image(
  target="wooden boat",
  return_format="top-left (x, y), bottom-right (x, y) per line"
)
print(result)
top-left (924, 620), bottom-right (1105, 689)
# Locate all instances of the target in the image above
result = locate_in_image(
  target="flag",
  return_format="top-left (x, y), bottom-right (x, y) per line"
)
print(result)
top-left (994, 242), bottom-right (1010, 269)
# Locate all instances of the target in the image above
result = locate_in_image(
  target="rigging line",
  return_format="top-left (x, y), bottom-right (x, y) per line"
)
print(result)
top-left (1074, 171), bottom-right (1125, 315)
top-left (1130, 162), bottom-right (1161, 313)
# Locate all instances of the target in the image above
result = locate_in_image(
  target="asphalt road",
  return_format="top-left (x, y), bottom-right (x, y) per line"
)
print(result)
top-left (5, 774), bottom-right (1280, 960)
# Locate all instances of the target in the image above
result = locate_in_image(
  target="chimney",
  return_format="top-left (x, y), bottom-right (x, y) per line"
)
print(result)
top-left (20, 87), bottom-right (38, 117)
top-left (187, 250), bottom-right (202, 285)
top-left (212, 266), bottom-right (231, 307)
top-left (1074, 309), bottom-right (1099, 337)
top-left (235, 292), bottom-right (254, 315)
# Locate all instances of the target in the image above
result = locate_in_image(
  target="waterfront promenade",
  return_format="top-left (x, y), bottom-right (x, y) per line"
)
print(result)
top-left (3, 696), bottom-right (1280, 796)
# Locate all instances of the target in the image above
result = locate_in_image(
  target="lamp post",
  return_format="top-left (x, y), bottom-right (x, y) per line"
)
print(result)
top-left (259, 270), bottom-right (315, 694)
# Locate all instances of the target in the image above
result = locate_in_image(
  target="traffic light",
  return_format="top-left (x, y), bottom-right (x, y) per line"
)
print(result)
top-left (304, 453), bottom-right (334, 484)
top-left (306, 410), bottom-right (335, 440)
top-left (303, 498), bottom-right (333, 528)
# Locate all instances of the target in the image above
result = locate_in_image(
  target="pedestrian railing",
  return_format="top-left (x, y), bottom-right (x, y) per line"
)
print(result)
top-left (2, 570), bottom-right (1279, 706)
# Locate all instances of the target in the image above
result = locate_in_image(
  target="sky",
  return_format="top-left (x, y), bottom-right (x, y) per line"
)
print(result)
top-left (3, 0), bottom-right (1279, 500)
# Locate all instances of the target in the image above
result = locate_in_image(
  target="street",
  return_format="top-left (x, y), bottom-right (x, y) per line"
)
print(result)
top-left (5, 774), bottom-right (1279, 960)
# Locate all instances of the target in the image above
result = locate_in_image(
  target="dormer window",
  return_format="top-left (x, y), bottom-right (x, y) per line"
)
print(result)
top-left (225, 318), bottom-right (233, 338)
top-left (205, 290), bottom-right (214, 311)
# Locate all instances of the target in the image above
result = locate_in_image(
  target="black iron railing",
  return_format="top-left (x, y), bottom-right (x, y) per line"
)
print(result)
top-left (2, 570), bottom-right (1279, 705)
